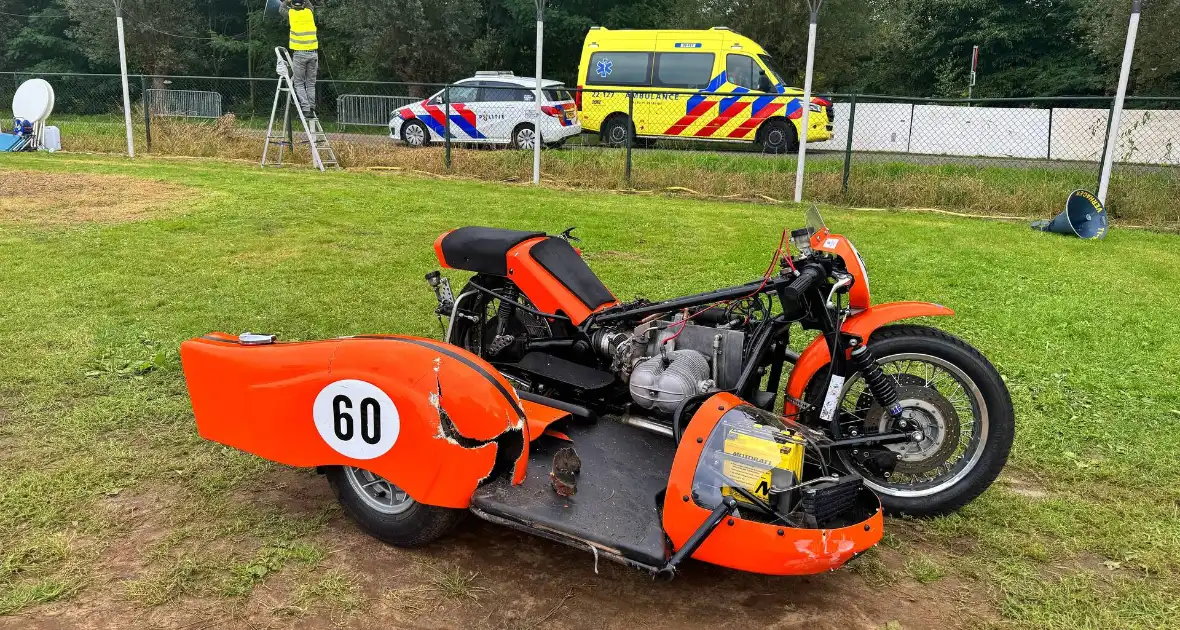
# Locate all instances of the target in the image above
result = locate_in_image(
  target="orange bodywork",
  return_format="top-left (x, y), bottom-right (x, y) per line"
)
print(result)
top-left (505, 237), bottom-right (618, 324)
top-left (181, 333), bottom-right (529, 509)
top-left (663, 393), bottom-right (882, 575)
top-left (519, 398), bottom-right (571, 441)
top-left (810, 228), bottom-right (871, 309)
top-left (434, 230), bottom-right (618, 325)
top-left (783, 302), bottom-right (955, 415)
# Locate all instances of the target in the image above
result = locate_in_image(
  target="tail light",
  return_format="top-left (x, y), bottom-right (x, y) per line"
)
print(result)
top-left (541, 105), bottom-right (563, 117)
top-left (575, 85), bottom-right (583, 110)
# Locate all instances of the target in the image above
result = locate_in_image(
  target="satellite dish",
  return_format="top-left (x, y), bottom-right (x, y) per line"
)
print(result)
top-left (13, 79), bottom-right (54, 123)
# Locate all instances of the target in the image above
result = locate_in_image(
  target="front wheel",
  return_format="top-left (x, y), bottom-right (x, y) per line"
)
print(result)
top-left (401, 119), bottom-right (430, 147)
top-left (804, 325), bottom-right (1014, 517)
top-left (325, 466), bottom-right (464, 546)
top-left (758, 119), bottom-right (798, 154)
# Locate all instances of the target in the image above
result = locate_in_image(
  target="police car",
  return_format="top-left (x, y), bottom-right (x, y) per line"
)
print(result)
top-left (390, 71), bottom-right (581, 149)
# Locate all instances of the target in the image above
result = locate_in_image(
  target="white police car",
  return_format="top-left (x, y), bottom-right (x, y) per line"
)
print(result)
top-left (389, 71), bottom-right (581, 149)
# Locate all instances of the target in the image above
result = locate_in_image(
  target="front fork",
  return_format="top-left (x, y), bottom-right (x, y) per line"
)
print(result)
top-left (816, 330), bottom-right (917, 443)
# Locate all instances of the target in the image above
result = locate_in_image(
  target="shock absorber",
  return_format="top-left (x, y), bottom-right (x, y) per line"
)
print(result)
top-left (487, 286), bottom-right (517, 356)
top-left (849, 343), bottom-right (903, 419)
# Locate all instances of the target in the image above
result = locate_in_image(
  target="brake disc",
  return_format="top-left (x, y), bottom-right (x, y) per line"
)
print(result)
top-left (867, 384), bottom-right (962, 475)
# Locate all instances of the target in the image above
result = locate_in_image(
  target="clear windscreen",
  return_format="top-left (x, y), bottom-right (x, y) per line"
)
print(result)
top-left (806, 205), bottom-right (827, 235)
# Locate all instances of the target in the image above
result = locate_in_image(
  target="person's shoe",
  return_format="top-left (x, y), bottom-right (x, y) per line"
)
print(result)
top-left (308, 108), bottom-right (318, 120)
top-left (302, 109), bottom-right (314, 120)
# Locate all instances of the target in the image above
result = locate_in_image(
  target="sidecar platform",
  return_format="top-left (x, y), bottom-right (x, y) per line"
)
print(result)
top-left (470, 419), bottom-right (674, 568)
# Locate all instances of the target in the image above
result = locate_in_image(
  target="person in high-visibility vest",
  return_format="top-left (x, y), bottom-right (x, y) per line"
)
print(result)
top-left (280, 0), bottom-right (319, 119)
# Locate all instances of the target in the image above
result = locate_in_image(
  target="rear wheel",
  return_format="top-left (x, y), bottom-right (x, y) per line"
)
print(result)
top-left (325, 466), bottom-right (464, 546)
top-left (510, 123), bottom-right (537, 150)
top-left (448, 277), bottom-right (558, 363)
top-left (804, 325), bottom-right (1014, 517)
top-left (759, 119), bottom-right (797, 154)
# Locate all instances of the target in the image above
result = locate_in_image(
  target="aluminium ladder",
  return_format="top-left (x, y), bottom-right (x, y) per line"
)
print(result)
top-left (261, 47), bottom-right (338, 171)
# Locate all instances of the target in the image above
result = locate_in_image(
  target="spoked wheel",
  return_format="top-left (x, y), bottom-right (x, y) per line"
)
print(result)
top-left (345, 466), bottom-right (415, 514)
top-left (807, 325), bottom-right (1014, 516)
top-left (448, 276), bottom-right (557, 363)
top-left (325, 466), bottom-right (464, 546)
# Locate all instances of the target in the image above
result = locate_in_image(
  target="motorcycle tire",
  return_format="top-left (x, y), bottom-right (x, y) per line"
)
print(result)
top-left (325, 466), bottom-right (465, 547)
top-left (803, 324), bottom-right (1014, 517)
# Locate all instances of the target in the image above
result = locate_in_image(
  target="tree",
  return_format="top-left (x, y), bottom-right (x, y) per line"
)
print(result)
top-left (322, 0), bottom-right (486, 84)
top-left (1078, 0), bottom-right (1180, 96)
top-left (672, 0), bottom-right (883, 92)
top-left (62, 0), bottom-right (207, 76)
top-left (4, 1), bottom-right (89, 73)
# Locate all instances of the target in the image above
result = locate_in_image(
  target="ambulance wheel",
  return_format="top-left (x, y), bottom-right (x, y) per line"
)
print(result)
top-left (325, 466), bottom-right (463, 547)
top-left (401, 120), bottom-right (430, 147)
top-left (759, 119), bottom-right (797, 154)
top-left (601, 115), bottom-right (631, 147)
top-left (510, 123), bottom-right (537, 150)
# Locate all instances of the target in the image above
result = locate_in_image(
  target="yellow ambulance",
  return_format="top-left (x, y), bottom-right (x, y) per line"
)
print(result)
top-left (575, 27), bottom-right (833, 152)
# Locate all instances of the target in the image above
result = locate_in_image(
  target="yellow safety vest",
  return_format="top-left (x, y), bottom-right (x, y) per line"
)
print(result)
top-left (288, 8), bottom-right (318, 51)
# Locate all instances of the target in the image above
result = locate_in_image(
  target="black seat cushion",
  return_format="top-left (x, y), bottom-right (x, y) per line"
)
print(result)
top-left (439, 227), bottom-right (544, 276)
top-left (529, 237), bottom-right (615, 310)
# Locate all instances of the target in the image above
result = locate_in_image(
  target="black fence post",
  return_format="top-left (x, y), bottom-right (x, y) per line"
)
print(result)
top-left (1046, 107), bottom-right (1053, 160)
top-left (443, 84), bottom-right (451, 171)
top-left (140, 75), bottom-right (152, 152)
top-left (1097, 97), bottom-right (1115, 193)
top-left (841, 92), bottom-right (857, 194)
top-left (625, 90), bottom-right (634, 185)
top-left (906, 102), bottom-right (915, 153)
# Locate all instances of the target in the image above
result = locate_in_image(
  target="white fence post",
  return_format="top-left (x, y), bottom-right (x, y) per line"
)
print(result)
top-left (1097, 0), bottom-right (1142, 204)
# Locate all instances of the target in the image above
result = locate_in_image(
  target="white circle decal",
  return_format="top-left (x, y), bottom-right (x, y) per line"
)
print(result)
top-left (313, 379), bottom-right (400, 460)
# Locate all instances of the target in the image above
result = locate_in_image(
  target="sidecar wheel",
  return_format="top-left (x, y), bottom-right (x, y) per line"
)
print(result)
top-left (804, 324), bottom-right (1014, 517)
top-left (325, 466), bottom-right (464, 547)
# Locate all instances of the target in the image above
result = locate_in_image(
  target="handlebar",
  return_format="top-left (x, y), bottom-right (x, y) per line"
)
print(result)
top-left (781, 264), bottom-right (826, 302)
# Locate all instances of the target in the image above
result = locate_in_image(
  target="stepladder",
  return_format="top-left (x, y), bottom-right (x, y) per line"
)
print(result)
top-left (262, 47), bottom-right (338, 171)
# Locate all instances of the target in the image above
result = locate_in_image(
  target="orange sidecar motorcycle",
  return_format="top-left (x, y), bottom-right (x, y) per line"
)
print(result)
top-left (181, 208), bottom-right (1013, 577)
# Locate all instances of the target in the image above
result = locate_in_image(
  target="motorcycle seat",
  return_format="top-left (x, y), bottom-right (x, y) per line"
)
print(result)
top-left (437, 227), bottom-right (545, 276)
top-left (435, 226), bottom-right (617, 316)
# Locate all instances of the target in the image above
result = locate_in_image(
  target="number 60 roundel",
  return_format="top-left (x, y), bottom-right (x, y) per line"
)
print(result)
top-left (312, 379), bottom-right (400, 459)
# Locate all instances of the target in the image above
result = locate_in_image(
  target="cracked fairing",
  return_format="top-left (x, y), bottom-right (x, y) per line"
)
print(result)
top-left (181, 333), bottom-right (529, 509)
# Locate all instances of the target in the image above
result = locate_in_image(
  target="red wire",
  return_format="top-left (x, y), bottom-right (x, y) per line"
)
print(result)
top-left (661, 229), bottom-right (790, 347)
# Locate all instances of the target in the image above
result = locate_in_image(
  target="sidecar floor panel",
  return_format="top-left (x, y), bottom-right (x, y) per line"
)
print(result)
top-left (470, 418), bottom-right (674, 566)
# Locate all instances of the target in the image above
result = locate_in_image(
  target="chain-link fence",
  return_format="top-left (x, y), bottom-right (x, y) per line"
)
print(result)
top-left (2, 71), bottom-right (1177, 224)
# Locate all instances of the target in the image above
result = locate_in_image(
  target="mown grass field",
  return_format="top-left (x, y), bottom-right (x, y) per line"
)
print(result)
top-left (44, 114), bottom-right (1180, 227)
top-left (1, 153), bottom-right (1179, 629)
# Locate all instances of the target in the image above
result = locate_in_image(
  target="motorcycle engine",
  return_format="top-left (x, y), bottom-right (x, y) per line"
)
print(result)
top-left (595, 319), bottom-right (746, 415)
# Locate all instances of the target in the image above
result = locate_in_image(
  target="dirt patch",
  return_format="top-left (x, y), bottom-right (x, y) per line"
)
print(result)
top-left (0, 467), bottom-right (998, 630)
top-left (997, 470), bottom-right (1051, 501)
top-left (0, 170), bottom-right (192, 225)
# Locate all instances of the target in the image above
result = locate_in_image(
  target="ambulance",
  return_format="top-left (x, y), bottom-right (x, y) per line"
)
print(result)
top-left (576, 27), bottom-right (833, 152)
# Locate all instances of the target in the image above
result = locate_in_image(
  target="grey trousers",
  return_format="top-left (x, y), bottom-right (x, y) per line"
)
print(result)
top-left (291, 50), bottom-right (318, 113)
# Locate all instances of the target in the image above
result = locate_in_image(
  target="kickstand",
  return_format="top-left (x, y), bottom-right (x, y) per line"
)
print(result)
top-left (654, 496), bottom-right (737, 581)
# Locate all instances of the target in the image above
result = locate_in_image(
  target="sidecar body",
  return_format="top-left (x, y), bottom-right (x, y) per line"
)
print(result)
top-left (182, 332), bottom-right (882, 576)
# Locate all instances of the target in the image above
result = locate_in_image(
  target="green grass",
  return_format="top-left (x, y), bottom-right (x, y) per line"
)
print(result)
top-left (43, 114), bottom-right (1180, 226)
top-left (1, 153), bottom-right (1179, 628)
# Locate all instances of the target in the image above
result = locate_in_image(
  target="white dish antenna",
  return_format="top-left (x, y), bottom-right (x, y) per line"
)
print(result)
top-left (13, 78), bottom-right (55, 123)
